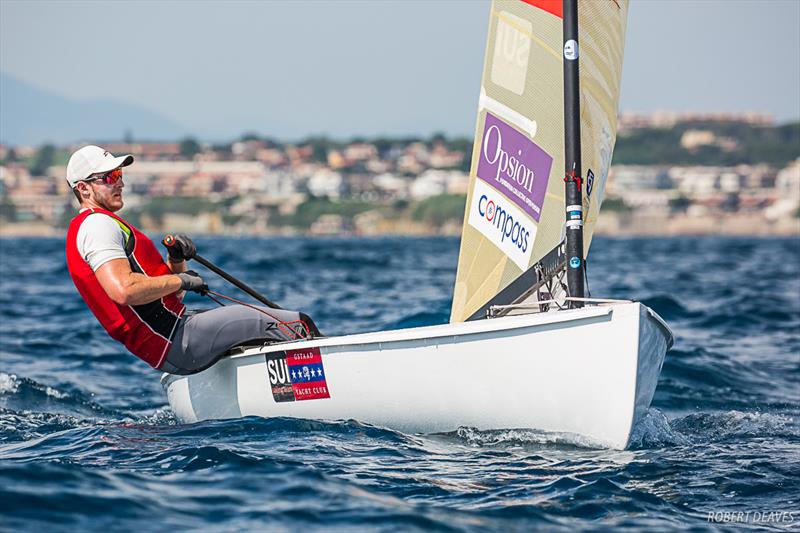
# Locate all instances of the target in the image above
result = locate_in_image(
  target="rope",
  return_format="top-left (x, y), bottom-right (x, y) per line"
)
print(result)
top-left (204, 289), bottom-right (310, 340)
top-left (489, 295), bottom-right (634, 314)
top-left (205, 291), bottom-right (227, 307)
top-left (583, 257), bottom-right (591, 298)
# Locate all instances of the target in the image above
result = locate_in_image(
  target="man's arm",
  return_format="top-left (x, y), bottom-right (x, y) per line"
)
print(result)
top-left (96, 258), bottom-right (183, 306)
top-left (167, 258), bottom-right (188, 300)
top-left (169, 258), bottom-right (188, 274)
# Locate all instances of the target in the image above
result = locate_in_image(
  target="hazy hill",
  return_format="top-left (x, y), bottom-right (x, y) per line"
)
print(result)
top-left (614, 121), bottom-right (800, 167)
top-left (0, 72), bottom-right (187, 146)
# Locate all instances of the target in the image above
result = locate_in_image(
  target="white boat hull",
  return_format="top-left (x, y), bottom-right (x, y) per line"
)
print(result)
top-left (162, 302), bottom-right (672, 449)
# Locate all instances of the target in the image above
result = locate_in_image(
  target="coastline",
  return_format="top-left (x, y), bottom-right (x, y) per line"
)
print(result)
top-left (1, 212), bottom-right (798, 238)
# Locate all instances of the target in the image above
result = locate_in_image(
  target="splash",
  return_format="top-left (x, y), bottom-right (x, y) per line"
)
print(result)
top-left (0, 372), bottom-right (21, 394)
top-left (628, 408), bottom-right (691, 448)
top-left (671, 410), bottom-right (795, 440)
top-left (446, 426), bottom-right (610, 449)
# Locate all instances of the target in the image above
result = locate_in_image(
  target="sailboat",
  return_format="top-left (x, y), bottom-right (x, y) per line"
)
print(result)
top-left (163, 0), bottom-right (672, 450)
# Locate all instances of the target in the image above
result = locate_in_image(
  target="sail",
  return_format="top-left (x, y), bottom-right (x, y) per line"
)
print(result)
top-left (450, 0), bottom-right (628, 323)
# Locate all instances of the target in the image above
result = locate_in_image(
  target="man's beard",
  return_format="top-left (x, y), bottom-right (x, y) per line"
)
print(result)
top-left (100, 192), bottom-right (123, 211)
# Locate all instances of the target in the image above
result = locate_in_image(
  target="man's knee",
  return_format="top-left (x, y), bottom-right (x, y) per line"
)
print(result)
top-left (299, 312), bottom-right (323, 337)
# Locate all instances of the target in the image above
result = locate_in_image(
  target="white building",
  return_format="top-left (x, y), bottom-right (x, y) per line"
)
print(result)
top-left (673, 167), bottom-right (720, 196)
top-left (719, 171), bottom-right (745, 193)
top-left (766, 160), bottom-right (800, 220)
top-left (410, 170), bottom-right (448, 199)
top-left (608, 166), bottom-right (672, 193)
top-left (307, 169), bottom-right (344, 199)
top-left (374, 173), bottom-right (410, 198)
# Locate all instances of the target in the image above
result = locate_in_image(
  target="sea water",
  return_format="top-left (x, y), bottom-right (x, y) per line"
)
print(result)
top-left (1, 236), bottom-right (798, 531)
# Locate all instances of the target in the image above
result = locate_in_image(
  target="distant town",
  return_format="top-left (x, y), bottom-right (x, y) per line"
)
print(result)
top-left (0, 112), bottom-right (798, 237)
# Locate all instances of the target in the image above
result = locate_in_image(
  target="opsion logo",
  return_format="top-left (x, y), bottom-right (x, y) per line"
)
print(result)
top-left (468, 179), bottom-right (536, 270)
top-left (477, 113), bottom-right (552, 223)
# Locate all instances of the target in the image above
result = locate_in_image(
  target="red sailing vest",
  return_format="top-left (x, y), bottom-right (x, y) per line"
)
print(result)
top-left (66, 208), bottom-right (185, 369)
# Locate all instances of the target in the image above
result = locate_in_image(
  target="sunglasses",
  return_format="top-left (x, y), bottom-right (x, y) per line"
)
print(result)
top-left (86, 168), bottom-right (123, 185)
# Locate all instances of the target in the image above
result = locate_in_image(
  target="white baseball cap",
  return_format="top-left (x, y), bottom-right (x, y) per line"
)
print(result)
top-left (66, 145), bottom-right (134, 187)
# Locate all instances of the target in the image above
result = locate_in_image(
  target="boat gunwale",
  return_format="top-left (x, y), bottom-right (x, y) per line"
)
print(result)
top-left (224, 302), bottom-right (624, 359)
top-left (644, 307), bottom-right (675, 349)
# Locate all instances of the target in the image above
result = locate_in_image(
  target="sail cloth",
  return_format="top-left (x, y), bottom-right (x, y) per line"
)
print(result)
top-left (450, 0), bottom-right (628, 323)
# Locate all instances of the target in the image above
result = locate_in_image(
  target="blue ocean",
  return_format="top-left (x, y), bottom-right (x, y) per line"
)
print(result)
top-left (1, 236), bottom-right (798, 531)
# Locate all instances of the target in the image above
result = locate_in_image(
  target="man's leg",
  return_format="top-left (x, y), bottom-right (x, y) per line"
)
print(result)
top-left (162, 305), bottom-right (308, 375)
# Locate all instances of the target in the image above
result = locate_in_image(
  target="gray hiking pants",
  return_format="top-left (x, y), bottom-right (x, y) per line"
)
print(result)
top-left (161, 305), bottom-right (308, 375)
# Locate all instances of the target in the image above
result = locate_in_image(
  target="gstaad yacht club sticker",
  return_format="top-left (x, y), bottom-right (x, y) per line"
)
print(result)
top-left (265, 347), bottom-right (330, 403)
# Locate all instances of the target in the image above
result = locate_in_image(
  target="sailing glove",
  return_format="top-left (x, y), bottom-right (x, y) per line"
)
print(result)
top-left (165, 234), bottom-right (196, 261)
top-left (177, 270), bottom-right (207, 294)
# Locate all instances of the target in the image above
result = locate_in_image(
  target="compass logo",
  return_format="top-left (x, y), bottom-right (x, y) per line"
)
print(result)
top-left (468, 179), bottom-right (535, 270)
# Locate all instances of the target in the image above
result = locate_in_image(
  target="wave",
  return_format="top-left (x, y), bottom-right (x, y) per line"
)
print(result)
top-left (0, 372), bottom-right (115, 417)
top-left (628, 409), bottom-right (691, 448)
top-left (669, 410), bottom-right (795, 441)
top-left (437, 426), bottom-right (616, 450)
top-left (160, 416), bottom-right (420, 446)
top-left (629, 408), bottom-right (797, 449)
top-left (385, 311), bottom-right (450, 330)
top-left (0, 409), bottom-right (88, 444)
top-left (639, 294), bottom-right (702, 320)
top-left (655, 346), bottom-right (800, 411)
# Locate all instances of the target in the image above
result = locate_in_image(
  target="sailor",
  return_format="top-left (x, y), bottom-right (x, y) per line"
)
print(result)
top-left (64, 145), bottom-right (316, 374)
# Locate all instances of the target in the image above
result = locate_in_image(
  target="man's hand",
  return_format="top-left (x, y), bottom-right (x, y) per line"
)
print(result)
top-left (164, 234), bottom-right (196, 262)
top-left (177, 270), bottom-right (207, 294)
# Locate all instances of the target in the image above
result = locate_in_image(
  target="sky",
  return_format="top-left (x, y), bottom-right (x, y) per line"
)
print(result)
top-left (1, 0), bottom-right (798, 141)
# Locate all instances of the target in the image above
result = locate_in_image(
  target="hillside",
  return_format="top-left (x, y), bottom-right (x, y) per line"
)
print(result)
top-left (614, 121), bottom-right (800, 167)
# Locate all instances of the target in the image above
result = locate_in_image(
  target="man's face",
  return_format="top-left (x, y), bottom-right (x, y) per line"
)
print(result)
top-left (77, 169), bottom-right (125, 211)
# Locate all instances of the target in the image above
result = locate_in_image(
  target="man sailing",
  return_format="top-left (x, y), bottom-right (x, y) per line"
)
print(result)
top-left (65, 145), bottom-right (316, 374)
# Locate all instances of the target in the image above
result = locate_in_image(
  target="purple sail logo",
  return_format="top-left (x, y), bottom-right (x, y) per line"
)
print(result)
top-left (476, 112), bottom-right (552, 222)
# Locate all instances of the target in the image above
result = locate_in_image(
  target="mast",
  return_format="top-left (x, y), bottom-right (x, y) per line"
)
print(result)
top-left (562, 0), bottom-right (585, 308)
